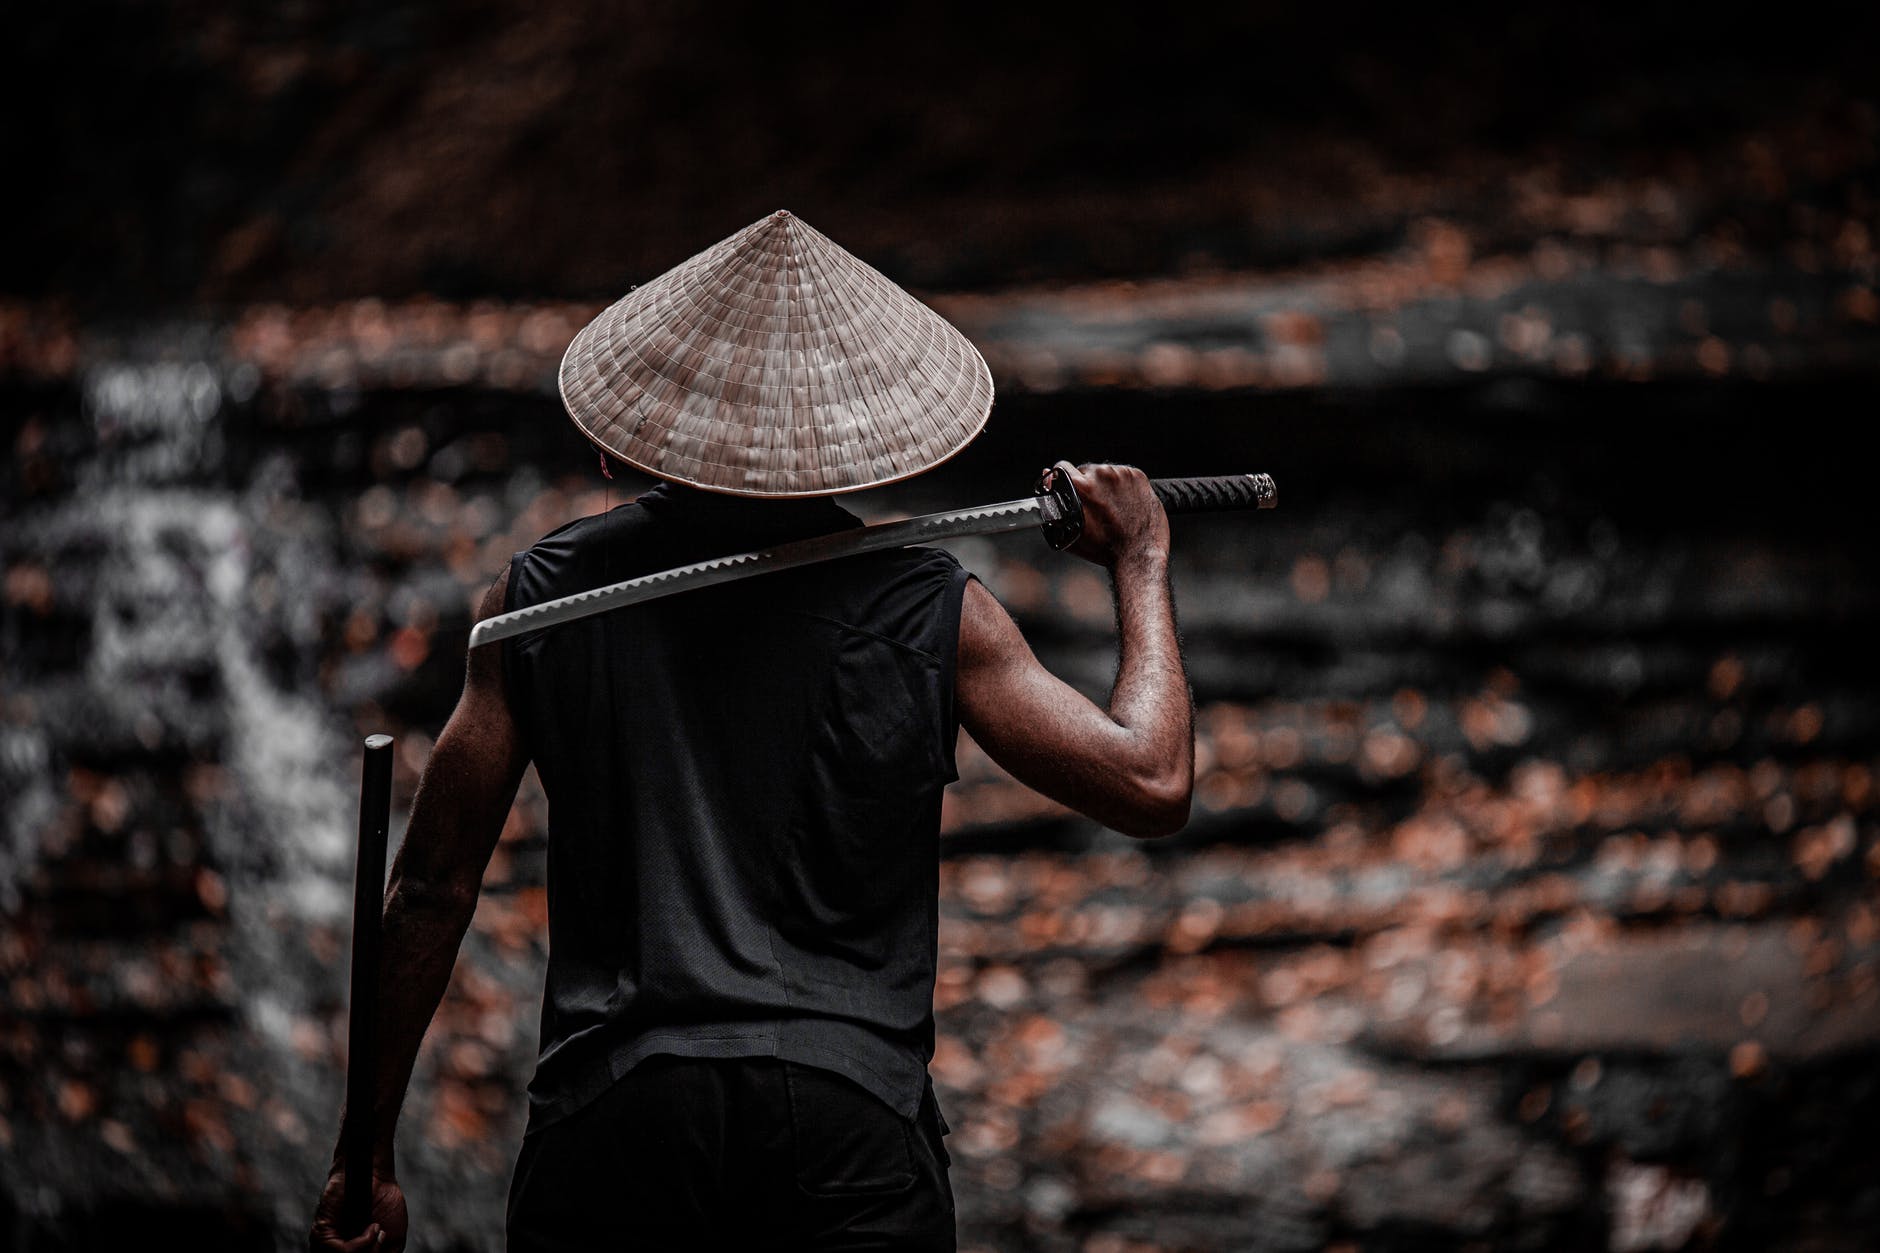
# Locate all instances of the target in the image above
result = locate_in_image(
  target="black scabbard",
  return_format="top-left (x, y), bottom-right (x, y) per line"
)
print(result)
top-left (341, 734), bottom-right (394, 1237)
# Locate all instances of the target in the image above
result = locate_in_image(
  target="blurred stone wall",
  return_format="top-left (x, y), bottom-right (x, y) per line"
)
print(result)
top-left (2, 319), bottom-right (1877, 1250)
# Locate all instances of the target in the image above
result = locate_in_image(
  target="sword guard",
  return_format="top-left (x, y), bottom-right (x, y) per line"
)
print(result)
top-left (1036, 465), bottom-right (1085, 551)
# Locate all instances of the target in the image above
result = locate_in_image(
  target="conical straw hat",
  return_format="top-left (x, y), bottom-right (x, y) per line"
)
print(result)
top-left (559, 210), bottom-right (995, 497)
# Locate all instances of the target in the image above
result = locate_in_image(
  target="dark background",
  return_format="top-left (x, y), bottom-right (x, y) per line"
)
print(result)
top-left (3, 4), bottom-right (1878, 1250)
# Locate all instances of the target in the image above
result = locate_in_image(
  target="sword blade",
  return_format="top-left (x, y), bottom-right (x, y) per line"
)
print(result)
top-left (469, 496), bottom-right (1047, 649)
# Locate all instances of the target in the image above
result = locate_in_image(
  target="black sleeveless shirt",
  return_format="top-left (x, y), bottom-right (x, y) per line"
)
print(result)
top-left (503, 484), bottom-right (970, 1133)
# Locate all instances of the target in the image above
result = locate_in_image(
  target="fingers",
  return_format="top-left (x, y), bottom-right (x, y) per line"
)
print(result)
top-left (1065, 462), bottom-right (1154, 514)
top-left (310, 1221), bottom-right (382, 1253)
top-left (1049, 459), bottom-right (1086, 494)
top-left (1057, 460), bottom-right (1147, 494)
top-left (1068, 462), bottom-right (1145, 486)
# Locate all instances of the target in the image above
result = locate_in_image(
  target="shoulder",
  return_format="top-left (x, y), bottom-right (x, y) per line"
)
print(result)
top-left (878, 543), bottom-right (966, 582)
top-left (521, 502), bottom-right (648, 562)
top-left (858, 544), bottom-right (969, 609)
top-left (467, 564), bottom-right (514, 689)
top-left (478, 563), bottom-right (511, 619)
top-left (852, 546), bottom-right (975, 660)
top-left (510, 501), bottom-right (654, 603)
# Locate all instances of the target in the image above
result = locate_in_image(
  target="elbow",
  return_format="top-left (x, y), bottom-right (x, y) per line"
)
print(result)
top-left (392, 866), bottom-right (481, 917)
top-left (1118, 768), bottom-right (1192, 839)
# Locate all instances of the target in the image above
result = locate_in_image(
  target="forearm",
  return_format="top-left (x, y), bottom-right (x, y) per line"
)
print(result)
top-left (330, 726), bottom-right (518, 1176)
top-left (1105, 547), bottom-right (1194, 810)
top-left (336, 863), bottom-right (481, 1175)
top-left (314, 565), bottom-right (523, 1252)
top-left (956, 463), bottom-right (1194, 838)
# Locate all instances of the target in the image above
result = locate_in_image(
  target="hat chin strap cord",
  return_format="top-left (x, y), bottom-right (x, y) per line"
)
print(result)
top-left (468, 468), bottom-right (1275, 651)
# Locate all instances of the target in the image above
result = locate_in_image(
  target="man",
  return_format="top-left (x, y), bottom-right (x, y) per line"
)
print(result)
top-left (310, 213), bottom-right (1193, 1252)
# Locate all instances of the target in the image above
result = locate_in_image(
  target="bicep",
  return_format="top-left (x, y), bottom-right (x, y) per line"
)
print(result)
top-left (394, 571), bottom-right (529, 891)
top-left (955, 577), bottom-right (1142, 817)
top-left (450, 567), bottom-right (528, 777)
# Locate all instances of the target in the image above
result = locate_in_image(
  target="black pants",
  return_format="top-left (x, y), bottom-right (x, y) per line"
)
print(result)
top-left (506, 1055), bottom-right (956, 1252)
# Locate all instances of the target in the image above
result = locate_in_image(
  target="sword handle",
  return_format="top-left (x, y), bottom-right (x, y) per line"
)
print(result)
top-left (1037, 468), bottom-right (1278, 550)
top-left (341, 734), bottom-right (394, 1238)
top-left (1151, 473), bottom-right (1278, 515)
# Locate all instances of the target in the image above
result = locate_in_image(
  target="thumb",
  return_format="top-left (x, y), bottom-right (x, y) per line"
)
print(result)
top-left (334, 1223), bottom-right (381, 1253)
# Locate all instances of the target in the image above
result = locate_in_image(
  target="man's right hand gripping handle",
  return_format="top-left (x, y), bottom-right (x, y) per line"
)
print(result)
top-left (1046, 460), bottom-right (1172, 572)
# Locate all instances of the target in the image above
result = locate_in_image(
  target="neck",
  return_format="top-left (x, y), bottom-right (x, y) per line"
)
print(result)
top-left (637, 480), bottom-right (861, 532)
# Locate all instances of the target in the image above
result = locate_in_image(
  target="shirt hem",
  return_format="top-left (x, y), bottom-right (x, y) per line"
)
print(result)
top-left (524, 1022), bottom-right (929, 1136)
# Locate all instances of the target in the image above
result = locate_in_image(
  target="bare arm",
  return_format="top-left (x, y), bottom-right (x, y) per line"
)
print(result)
top-left (957, 462), bottom-right (1194, 838)
top-left (313, 568), bottom-right (528, 1252)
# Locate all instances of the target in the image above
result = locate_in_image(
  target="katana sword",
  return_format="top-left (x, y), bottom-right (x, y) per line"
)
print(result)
top-left (469, 468), bottom-right (1276, 650)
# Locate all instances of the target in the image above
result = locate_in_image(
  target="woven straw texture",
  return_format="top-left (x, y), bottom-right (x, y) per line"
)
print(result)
top-left (559, 210), bottom-right (995, 497)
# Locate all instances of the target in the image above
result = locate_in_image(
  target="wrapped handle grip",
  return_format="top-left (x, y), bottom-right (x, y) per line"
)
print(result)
top-left (1037, 467), bottom-right (1278, 549)
top-left (1151, 473), bottom-right (1277, 513)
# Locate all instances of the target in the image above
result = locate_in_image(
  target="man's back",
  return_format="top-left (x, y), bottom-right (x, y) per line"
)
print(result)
top-left (307, 214), bottom-right (1194, 1253)
top-left (503, 484), bottom-right (971, 1133)
top-left (309, 462), bottom-right (1192, 1253)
